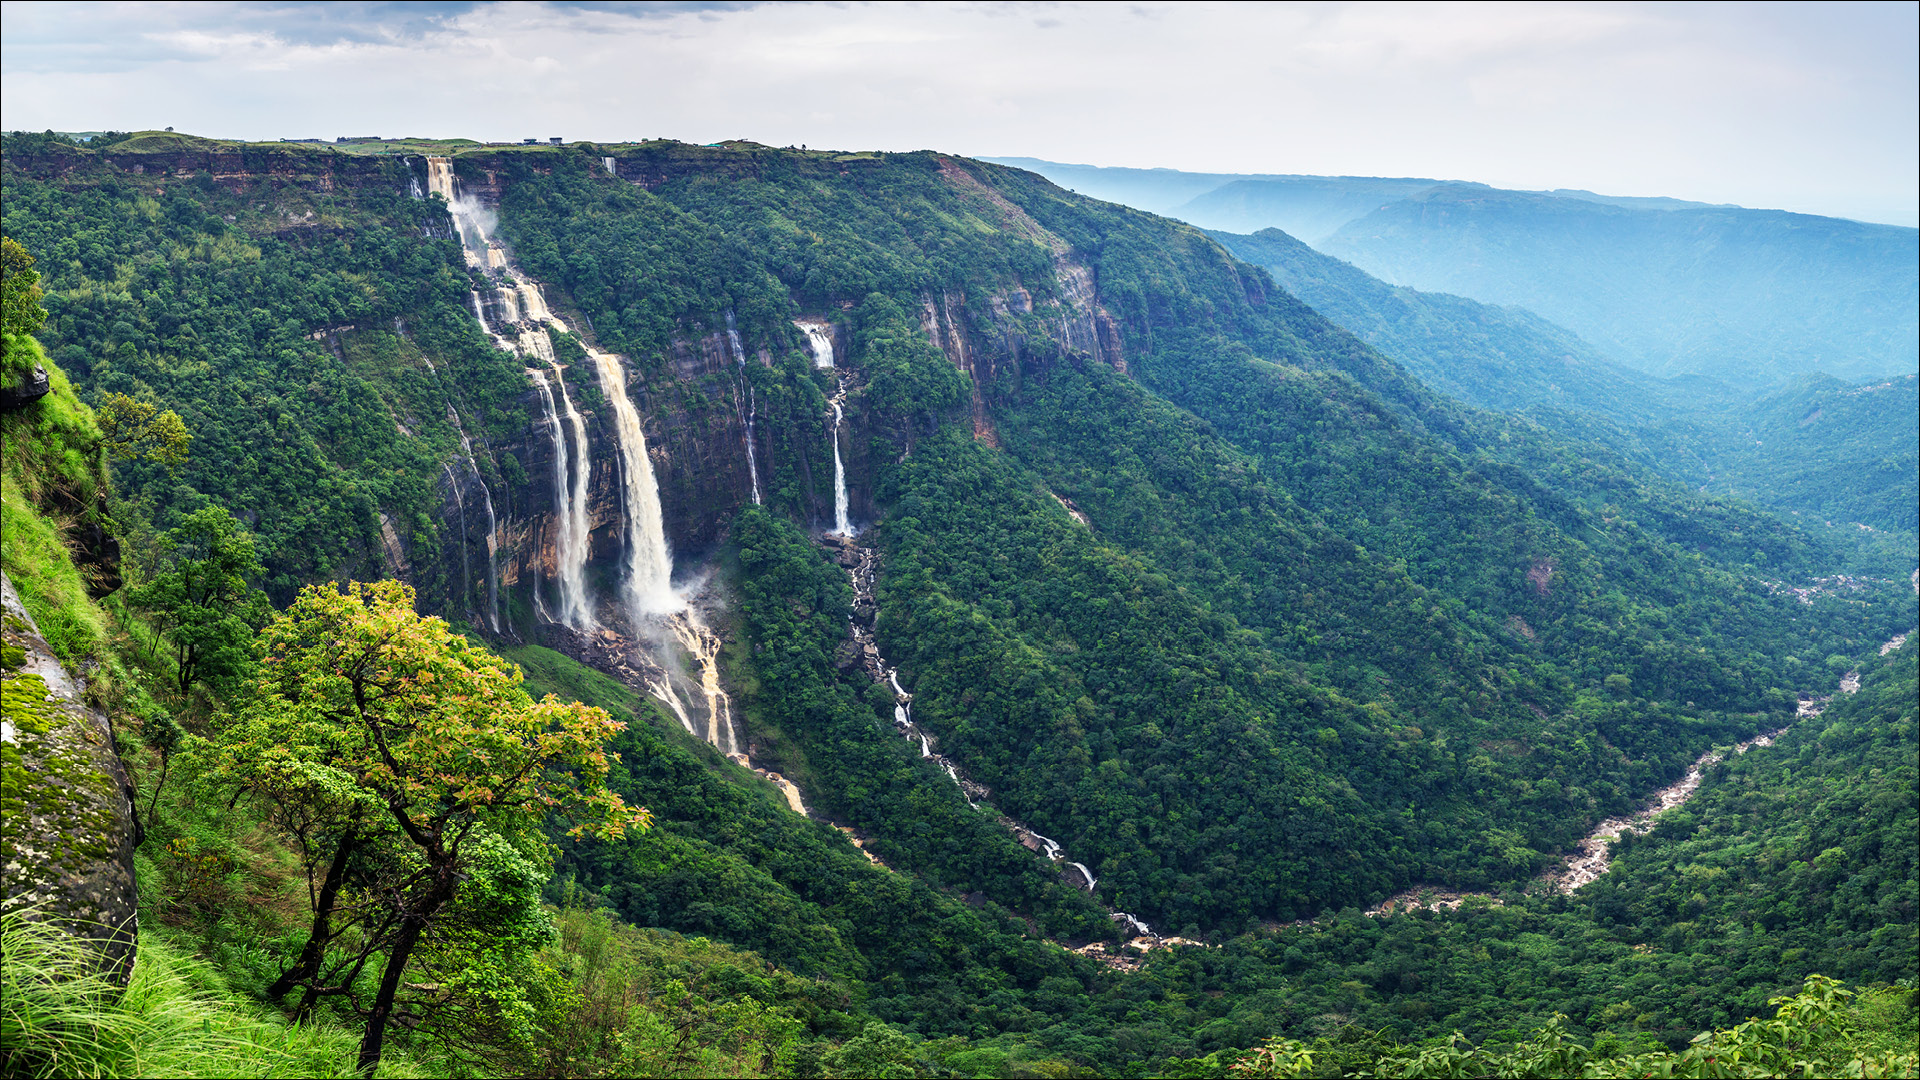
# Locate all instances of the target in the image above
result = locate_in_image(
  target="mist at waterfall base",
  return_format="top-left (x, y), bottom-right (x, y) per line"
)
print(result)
top-left (419, 156), bottom-right (740, 759)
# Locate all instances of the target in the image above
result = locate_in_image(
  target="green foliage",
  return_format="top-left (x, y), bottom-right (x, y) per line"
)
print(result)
top-left (530, 899), bottom-right (825, 1078)
top-left (0, 337), bottom-right (114, 666)
top-left (2, 235), bottom-right (48, 379)
top-left (731, 506), bottom-right (1115, 940)
top-left (1, 165), bottom-right (528, 606)
top-left (95, 392), bottom-right (190, 470)
top-left (1358, 976), bottom-right (1919, 1078)
top-left (127, 506), bottom-right (267, 698)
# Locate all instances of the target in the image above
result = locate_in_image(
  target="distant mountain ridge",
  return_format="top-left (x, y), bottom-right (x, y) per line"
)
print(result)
top-left (1212, 227), bottom-right (1919, 541)
top-left (988, 157), bottom-right (1919, 384)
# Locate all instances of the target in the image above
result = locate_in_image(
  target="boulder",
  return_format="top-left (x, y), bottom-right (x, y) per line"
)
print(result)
top-left (1, 572), bottom-right (139, 983)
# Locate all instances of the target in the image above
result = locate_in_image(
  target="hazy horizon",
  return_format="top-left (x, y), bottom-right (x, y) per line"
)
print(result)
top-left (3, 1), bottom-right (1914, 227)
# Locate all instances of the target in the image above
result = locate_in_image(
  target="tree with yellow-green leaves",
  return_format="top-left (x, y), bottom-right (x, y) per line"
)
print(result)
top-left (210, 579), bottom-right (647, 1074)
top-left (94, 393), bottom-right (190, 471)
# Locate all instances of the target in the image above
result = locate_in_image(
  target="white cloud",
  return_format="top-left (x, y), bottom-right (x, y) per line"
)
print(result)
top-left (2, 0), bottom-right (1912, 224)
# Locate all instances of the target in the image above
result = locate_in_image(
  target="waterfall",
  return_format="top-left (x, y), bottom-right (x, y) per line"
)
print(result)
top-left (458, 428), bottom-right (503, 632)
top-left (528, 364), bottom-right (594, 629)
top-left (442, 461), bottom-right (475, 622)
top-left (603, 156), bottom-right (617, 177)
top-left (425, 156), bottom-right (455, 201)
top-left (591, 349), bottom-right (675, 616)
top-left (426, 155), bottom-right (506, 271)
top-left (829, 399), bottom-right (851, 536)
top-left (843, 545), bottom-right (1158, 926)
top-left (647, 673), bottom-right (697, 736)
top-left (800, 321), bottom-right (853, 536)
top-left (797, 320), bottom-right (835, 369)
top-left (726, 313), bottom-right (763, 505)
top-left (406, 157), bottom-right (423, 200)
top-left (515, 281), bottom-right (558, 326)
top-left (428, 153), bottom-right (746, 768)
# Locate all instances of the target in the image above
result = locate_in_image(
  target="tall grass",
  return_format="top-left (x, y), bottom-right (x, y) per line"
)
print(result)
top-left (0, 912), bottom-right (427, 1079)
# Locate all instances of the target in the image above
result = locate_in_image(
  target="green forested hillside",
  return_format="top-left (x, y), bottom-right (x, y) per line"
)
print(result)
top-left (1212, 226), bottom-right (1920, 552)
top-left (4, 135), bottom-right (1914, 1078)
top-left (1208, 227), bottom-right (1683, 425)
top-left (0, 165), bottom-right (527, 603)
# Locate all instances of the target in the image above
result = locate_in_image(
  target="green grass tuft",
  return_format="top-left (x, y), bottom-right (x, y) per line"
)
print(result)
top-left (0, 911), bottom-right (428, 1079)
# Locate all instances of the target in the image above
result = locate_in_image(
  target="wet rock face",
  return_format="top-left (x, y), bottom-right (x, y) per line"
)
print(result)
top-left (0, 573), bottom-right (140, 984)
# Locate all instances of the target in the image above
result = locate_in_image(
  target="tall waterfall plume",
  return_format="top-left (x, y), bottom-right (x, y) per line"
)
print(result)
top-left (424, 157), bottom-right (501, 269)
top-left (798, 320), bottom-right (852, 536)
top-left (591, 349), bottom-right (675, 616)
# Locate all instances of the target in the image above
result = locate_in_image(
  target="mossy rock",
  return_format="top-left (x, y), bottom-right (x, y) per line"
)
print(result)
top-left (0, 571), bottom-right (138, 983)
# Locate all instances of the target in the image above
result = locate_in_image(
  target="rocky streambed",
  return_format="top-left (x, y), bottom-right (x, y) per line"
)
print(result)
top-left (823, 534), bottom-right (1179, 954)
top-left (1353, 635), bottom-right (1903, 919)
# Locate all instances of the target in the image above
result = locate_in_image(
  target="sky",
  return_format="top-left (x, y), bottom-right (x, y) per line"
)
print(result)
top-left (3, 1), bottom-right (1915, 226)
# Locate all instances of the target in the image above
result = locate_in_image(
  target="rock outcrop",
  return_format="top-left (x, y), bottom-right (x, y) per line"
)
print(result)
top-left (0, 573), bottom-right (140, 983)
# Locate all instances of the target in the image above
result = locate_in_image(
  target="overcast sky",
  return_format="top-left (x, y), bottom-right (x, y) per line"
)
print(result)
top-left (4, 1), bottom-right (1915, 225)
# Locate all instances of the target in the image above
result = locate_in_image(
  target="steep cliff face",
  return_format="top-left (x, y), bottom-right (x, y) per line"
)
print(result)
top-left (1, 573), bottom-right (139, 984)
top-left (5, 139), bottom-right (1147, 653)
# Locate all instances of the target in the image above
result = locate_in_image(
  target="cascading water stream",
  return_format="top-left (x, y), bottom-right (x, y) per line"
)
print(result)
top-left (829, 399), bottom-right (850, 536)
top-left (839, 542), bottom-right (1153, 932)
top-left (528, 367), bottom-right (593, 628)
top-left (528, 333), bottom-right (595, 629)
top-left (726, 313), bottom-right (763, 505)
top-left (798, 321), bottom-right (854, 536)
top-left (669, 616), bottom-right (738, 758)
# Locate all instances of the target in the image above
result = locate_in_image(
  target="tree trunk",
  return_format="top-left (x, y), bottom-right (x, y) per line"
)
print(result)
top-left (268, 829), bottom-right (356, 1003)
top-left (356, 867), bottom-right (454, 1075)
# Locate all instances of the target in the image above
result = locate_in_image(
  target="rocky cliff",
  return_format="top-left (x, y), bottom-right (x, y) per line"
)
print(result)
top-left (0, 572), bottom-right (140, 983)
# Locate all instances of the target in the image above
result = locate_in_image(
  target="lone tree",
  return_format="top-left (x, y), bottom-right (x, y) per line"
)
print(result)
top-left (128, 506), bottom-right (267, 698)
top-left (216, 580), bottom-right (646, 1073)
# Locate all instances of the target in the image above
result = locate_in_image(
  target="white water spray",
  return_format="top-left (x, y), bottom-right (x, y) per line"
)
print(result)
top-left (829, 398), bottom-right (851, 536)
top-left (797, 321), bottom-right (835, 370)
top-left (428, 155), bottom-right (747, 774)
top-left (591, 349), bottom-right (675, 616)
